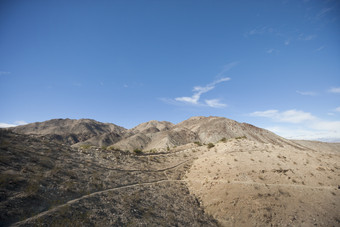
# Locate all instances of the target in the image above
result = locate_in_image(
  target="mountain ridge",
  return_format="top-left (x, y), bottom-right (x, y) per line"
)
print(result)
top-left (11, 118), bottom-right (126, 145)
top-left (9, 116), bottom-right (310, 151)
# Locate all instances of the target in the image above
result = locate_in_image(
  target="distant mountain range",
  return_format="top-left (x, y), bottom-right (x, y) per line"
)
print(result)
top-left (11, 116), bottom-right (297, 151)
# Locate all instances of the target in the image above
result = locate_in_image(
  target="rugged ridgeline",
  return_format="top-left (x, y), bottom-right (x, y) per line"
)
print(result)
top-left (2, 116), bottom-right (340, 226)
top-left (12, 118), bottom-right (126, 146)
top-left (11, 116), bottom-right (298, 152)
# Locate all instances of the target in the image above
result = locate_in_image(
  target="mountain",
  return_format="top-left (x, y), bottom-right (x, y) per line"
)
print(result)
top-left (130, 120), bottom-right (174, 134)
top-left (175, 116), bottom-right (289, 144)
top-left (10, 116), bottom-right (300, 151)
top-left (2, 116), bottom-right (339, 226)
top-left (11, 118), bottom-right (126, 145)
top-left (107, 120), bottom-right (176, 151)
top-left (111, 116), bottom-right (298, 151)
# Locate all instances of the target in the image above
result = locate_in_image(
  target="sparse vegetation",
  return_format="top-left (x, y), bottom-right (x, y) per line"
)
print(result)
top-left (148, 149), bottom-right (157, 153)
top-left (235, 136), bottom-right (247, 140)
top-left (101, 145), bottom-right (108, 150)
top-left (133, 148), bottom-right (143, 155)
top-left (80, 144), bottom-right (92, 149)
top-left (194, 141), bottom-right (202, 146)
top-left (207, 143), bottom-right (215, 149)
top-left (219, 137), bottom-right (227, 143)
top-left (316, 166), bottom-right (325, 171)
top-left (107, 146), bottom-right (120, 151)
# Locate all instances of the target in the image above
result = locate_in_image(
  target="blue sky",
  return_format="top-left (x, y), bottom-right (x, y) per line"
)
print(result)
top-left (1, 0), bottom-right (339, 141)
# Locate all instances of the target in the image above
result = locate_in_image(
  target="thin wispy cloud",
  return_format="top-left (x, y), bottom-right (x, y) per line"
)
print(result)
top-left (328, 87), bottom-right (340, 93)
top-left (335, 107), bottom-right (340, 112)
top-left (0, 71), bottom-right (10, 76)
top-left (245, 26), bottom-right (276, 37)
top-left (250, 109), bottom-right (340, 141)
top-left (266, 49), bottom-right (278, 54)
top-left (250, 109), bottom-right (315, 123)
top-left (170, 62), bottom-right (236, 108)
top-left (296, 90), bottom-right (317, 96)
top-left (216, 62), bottom-right (239, 77)
top-left (298, 34), bottom-right (316, 41)
top-left (205, 99), bottom-right (227, 108)
top-left (317, 7), bottom-right (333, 18)
top-left (246, 26), bottom-right (316, 48)
top-left (315, 46), bottom-right (325, 52)
top-left (175, 77), bottom-right (230, 107)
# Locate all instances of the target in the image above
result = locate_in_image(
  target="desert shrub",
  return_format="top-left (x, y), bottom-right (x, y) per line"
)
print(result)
top-left (207, 143), bottom-right (215, 149)
top-left (219, 137), bottom-right (227, 143)
top-left (25, 180), bottom-right (40, 194)
top-left (235, 136), bottom-right (247, 140)
top-left (107, 146), bottom-right (120, 151)
top-left (194, 141), bottom-right (202, 146)
top-left (80, 144), bottom-right (91, 150)
top-left (133, 149), bottom-right (143, 155)
top-left (101, 146), bottom-right (108, 150)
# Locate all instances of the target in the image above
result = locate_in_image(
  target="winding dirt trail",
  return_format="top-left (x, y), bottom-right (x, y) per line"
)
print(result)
top-left (185, 179), bottom-right (337, 190)
top-left (12, 159), bottom-right (192, 226)
top-left (14, 175), bottom-right (336, 226)
top-left (12, 179), bottom-right (177, 226)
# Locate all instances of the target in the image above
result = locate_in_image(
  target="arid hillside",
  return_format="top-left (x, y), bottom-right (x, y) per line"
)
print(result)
top-left (1, 116), bottom-right (339, 226)
top-left (0, 129), bottom-right (216, 226)
top-left (11, 118), bottom-right (126, 146)
top-left (11, 116), bottom-right (295, 152)
top-left (184, 137), bottom-right (340, 226)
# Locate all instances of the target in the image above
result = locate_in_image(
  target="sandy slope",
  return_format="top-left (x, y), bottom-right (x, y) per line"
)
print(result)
top-left (184, 138), bottom-right (340, 226)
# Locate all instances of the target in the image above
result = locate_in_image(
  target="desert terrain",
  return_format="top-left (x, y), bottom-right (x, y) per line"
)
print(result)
top-left (185, 138), bottom-right (340, 226)
top-left (1, 116), bottom-right (339, 226)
